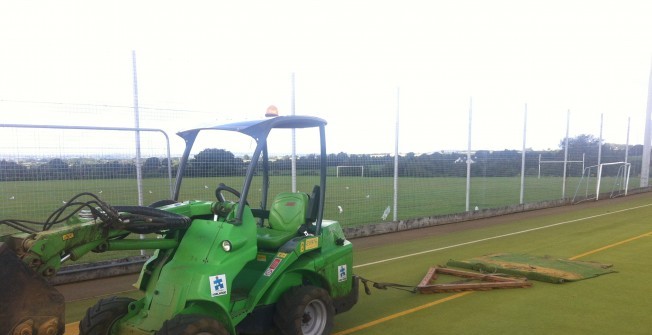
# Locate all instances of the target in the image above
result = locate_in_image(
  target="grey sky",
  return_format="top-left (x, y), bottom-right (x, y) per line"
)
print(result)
top-left (1, 0), bottom-right (651, 154)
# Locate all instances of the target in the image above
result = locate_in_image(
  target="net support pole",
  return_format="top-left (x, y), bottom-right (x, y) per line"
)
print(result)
top-left (465, 97), bottom-right (472, 212)
top-left (393, 87), bottom-right (400, 222)
top-left (562, 110), bottom-right (570, 199)
top-left (132, 50), bottom-right (144, 207)
top-left (519, 104), bottom-right (527, 204)
top-left (641, 58), bottom-right (652, 187)
top-left (132, 50), bottom-right (145, 256)
top-left (291, 72), bottom-right (297, 193)
top-left (625, 116), bottom-right (631, 164)
top-left (598, 113), bottom-right (604, 166)
top-left (625, 117), bottom-right (631, 192)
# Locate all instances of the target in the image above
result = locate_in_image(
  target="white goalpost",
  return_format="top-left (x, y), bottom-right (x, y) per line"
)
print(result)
top-left (336, 165), bottom-right (364, 178)
top-left (573, 162), bottom-right (631, 203)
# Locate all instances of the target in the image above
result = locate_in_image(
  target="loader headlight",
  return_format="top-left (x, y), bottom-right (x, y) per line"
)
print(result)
top-left (221, 240), bottom-right (232, 252)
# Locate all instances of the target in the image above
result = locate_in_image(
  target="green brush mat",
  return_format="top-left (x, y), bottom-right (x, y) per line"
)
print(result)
top-left (447, 253), bottom-right (616, 284)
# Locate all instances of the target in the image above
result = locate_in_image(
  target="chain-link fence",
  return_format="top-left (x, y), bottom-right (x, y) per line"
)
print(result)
top-left (1, 100), bottom-right (646, 235)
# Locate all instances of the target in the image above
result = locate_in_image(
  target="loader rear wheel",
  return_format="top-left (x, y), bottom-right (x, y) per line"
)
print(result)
top-left (156, 314), bottom-right (229, 335)
top-left (274, 286), bottom-right (334, 335)
top-left (79, 296), bottom-right (134, 335)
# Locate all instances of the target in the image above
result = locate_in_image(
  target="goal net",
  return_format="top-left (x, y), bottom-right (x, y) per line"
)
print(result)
top-left (336, 165), bottom-right (364, 178)
top-left (573, 162), bottom-right (631, 203)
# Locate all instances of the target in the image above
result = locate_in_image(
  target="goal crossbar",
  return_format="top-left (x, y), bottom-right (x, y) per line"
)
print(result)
top-left (336, 165), bottom-right (364, 178)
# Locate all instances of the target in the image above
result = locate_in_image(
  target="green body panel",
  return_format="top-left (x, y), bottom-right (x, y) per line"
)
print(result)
top-left (118, 201), bottom-right (258, 333)
top-left (116, 202), bottom-right (355, 335)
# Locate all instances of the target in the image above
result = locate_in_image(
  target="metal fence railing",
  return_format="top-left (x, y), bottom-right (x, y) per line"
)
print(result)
top-left (0, 123), bottom-right (173, 234)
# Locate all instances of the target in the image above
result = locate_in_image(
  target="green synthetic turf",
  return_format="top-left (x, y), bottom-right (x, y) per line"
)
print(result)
top-left (63, 193), bottom-right (652, 334)
top-left (335, 193), bottom-right (652, 334)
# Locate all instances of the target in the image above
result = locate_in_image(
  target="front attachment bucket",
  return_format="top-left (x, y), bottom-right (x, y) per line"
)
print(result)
top-left (0, 242), bottom-right (65, 335)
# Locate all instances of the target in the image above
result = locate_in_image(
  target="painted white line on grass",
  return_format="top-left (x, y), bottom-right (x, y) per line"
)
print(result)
top-left (354, 202), bottom-right (652, 269)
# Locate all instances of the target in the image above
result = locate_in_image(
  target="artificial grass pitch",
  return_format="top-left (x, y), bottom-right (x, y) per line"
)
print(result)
top-left (447, 253), bottom-right (616, 284)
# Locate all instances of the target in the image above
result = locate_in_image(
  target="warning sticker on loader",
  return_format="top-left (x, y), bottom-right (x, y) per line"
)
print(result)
top-left (264, 258), bottom-right (282, 276)
top-left (305, 237), bottom-right (319, 251)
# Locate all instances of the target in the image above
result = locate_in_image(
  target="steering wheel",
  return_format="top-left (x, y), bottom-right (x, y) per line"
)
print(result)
top-left (215, 183), bottom-right (247, 205)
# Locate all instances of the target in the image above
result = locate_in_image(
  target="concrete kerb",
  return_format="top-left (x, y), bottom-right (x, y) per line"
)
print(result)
top-left (343, 186), bottom-right (652, 239)
top-left (344, 200), bottom-right (569, 239)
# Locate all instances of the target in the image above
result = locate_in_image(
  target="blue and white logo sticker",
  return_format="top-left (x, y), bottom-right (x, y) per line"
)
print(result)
top-left (338, 265), bottom-right (347, 282)
top-left (209, 274), bottom-right (228, 297)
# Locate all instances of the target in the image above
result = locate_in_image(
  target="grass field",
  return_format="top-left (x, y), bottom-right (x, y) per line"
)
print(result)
top-left (1, 174), bottom-right (637, 230)
top-left (1, 174), bottom-right (638, 267)
top-left (61, 191), bottom-right (652, 334)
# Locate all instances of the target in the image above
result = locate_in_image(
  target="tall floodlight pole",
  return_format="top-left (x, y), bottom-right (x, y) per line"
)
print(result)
top-left (132, 50), bottom-right (144, 207)
top-left (393, 87), bottom-right (400, 222)
top-left (520, 104), bottom-right (527, 204)
top-left (291, 73), bottom-right (297, 192)
top-left (465, 97), bottom-right (472, 212)
top-left (641, 58), bottom-right (652, 187)
top-left (562, 110), bottom-right (570, 199)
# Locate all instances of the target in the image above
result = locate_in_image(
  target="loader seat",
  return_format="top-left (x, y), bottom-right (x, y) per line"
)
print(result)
top-left (257, 192), bottom-right (309, 250)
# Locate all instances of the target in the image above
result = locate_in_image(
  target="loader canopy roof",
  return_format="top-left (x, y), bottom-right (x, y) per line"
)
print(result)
top-left (177, 115), bottom-right (327, 142)
top-left (173, 115), bottom-right (328, 231)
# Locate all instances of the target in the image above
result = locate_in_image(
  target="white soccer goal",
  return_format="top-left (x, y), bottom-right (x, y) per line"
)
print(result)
top-left (336, 165), bottom-right (364, 178)
top-left (573, 162), bottom-right (631, 203)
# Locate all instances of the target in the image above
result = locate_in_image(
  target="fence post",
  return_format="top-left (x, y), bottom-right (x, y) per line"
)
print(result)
top-left (465, 97), bottom-right (472, 212)
top-left (641, 58), bottom-right (652, 187)
top-left (520, 104), bottom-right (527, 204)
top-left (132, 50), bottom-right (144, 207)
top-left (291, 72), bottom-right (297, 193)
top-left (562, 110), bottom-right (570, 199)
top-left (393, 87), bottom-right (400, 222)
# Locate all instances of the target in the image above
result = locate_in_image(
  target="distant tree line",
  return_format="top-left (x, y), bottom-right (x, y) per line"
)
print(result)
top-left (0, 134), bottom-right (648, 182)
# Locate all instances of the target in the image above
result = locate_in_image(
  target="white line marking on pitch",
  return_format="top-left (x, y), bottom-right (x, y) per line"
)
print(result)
top-left (354, 203), bottom-right (652, 269)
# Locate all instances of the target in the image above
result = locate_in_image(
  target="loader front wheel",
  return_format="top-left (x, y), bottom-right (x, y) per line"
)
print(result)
top-left (79, 296), bottom-right (134, 335)
top-left (157, 314), bottom-right (229, 335)
top-left (274, 286), bottom-right (334, 335)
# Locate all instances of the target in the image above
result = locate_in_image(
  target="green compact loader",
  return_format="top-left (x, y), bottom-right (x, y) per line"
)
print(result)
top-left (0, 115), bottom-right (358, 335)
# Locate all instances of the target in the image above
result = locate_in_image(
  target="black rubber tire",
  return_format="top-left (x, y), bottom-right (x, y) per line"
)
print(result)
top-left (79, 296), bottom-right (134, 335)
top-left (274, 286), bottom-right (335, 335)
top-left (156, 314), bottom-right (229, 335)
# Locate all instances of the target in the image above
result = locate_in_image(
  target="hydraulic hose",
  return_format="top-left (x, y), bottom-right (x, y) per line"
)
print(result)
top-left (113, 206), bottom-right (191, 234)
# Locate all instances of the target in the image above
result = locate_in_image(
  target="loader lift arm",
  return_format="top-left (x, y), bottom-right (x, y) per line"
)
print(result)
top-left (0, 193), bottom-right (191, 335)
